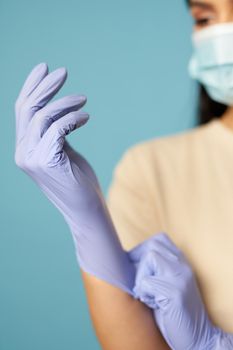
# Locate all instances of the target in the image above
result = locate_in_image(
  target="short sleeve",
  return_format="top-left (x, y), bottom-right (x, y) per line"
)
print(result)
top-left (106, 143), bottom-right (162, 251)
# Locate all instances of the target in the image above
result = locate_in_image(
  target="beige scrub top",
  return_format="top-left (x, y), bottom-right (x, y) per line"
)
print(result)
top-left (106, 118), bottom-right (233, 333)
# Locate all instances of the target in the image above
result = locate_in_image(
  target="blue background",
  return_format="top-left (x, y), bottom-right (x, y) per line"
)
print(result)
top-left (0, 0), bottom-right (196, 349)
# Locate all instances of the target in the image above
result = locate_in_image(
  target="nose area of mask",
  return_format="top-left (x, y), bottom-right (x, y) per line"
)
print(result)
top-left (192, 22), bottom-right (233, 44)
top-left (190, 22), bottom-right (233, 71)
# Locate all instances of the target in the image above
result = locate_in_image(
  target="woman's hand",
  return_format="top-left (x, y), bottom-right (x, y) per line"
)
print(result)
top-left (128, 232), bottom-right (230, 350)
top-left (15, 63), bottom-right (94, 211)
top-left (14, 62), bottom-right (135, 295)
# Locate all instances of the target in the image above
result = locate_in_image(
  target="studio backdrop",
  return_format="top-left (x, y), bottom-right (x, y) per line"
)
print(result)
top-left (0, 0), bottom-right (194, 349)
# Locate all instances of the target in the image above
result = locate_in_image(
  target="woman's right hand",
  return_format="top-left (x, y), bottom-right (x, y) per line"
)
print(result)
top-left (129, 233), bottom-right (230, 350)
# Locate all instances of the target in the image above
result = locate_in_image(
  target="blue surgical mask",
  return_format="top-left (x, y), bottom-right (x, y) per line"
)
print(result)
top-left (188, 22), bottom-right (233, 106)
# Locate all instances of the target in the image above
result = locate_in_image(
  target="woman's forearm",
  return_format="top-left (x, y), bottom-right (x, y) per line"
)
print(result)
top-left (81, 270), bottom-right (171, 350)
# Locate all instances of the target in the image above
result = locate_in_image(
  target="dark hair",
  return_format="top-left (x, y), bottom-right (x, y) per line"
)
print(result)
top-left (185, 0), bottom-right (228, 125)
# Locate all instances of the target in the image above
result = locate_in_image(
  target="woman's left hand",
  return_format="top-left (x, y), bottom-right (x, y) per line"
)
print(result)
top-left (14, 63), bottom-right (135, 295)
top-left (128, 232), bottom-right (224, 350)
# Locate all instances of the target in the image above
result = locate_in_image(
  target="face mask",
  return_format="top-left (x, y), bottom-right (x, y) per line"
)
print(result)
top-left (188, 22), bottom-right (233, 106)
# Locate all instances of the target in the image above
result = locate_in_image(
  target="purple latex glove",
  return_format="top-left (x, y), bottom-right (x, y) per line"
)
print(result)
top-left (129, 232), bottom-right (233, 350)
top-left (14, 63), bottom-right (135, 295)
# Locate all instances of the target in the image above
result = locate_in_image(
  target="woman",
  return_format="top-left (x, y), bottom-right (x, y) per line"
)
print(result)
top-left (107, 0), bottom-right (233, 337)
top-left (14, 0), bottom-right (233, 349)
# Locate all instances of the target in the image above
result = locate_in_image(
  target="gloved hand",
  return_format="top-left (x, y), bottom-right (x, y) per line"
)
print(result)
top-left (14, 62), bottom-right (135, 295)
top-left (129, 232), bottom-right (233, 350)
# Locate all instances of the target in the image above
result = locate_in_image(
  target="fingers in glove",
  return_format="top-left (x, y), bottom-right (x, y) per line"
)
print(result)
top-left (133, 248), bottom-right (181, 298)
top-left (152, 232), bottom-right (182, 257)
top-left (15, 62), bottom-right (48, 108)
top-left (36, 110), bottom-right (90, 167)
top-left (133, 250), bottom-right (160, 300)
top-left (16, 67), bottom-right (67, 146)
top-left (27, 66), bottom-right (68, 108)
top-left (26, 94), bottom-right (87, 149)
top-left (15, 63), bottom-right (49, 142)
top-left (128, 232), bottom-right (181, 265)
top-left (135, 275), bottom-right (171, 310)
top-left (128, 231), bottom-right (167, 264)
top-left (148, 238), bottom-right (180, 262)
top-left (128, 239), bottom-right (152, 265)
